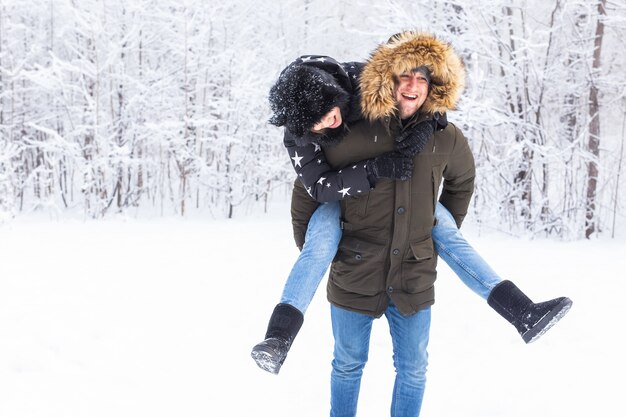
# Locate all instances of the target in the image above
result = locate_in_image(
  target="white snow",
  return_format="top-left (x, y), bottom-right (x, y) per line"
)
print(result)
top-left (0, 203), bottom-right (623, 417)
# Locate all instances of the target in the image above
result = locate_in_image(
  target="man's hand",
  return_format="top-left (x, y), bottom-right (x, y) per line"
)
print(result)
top-left (365, 152), bottom-right (413, 181)
top-left (394, 119), bottom-right (436, 158)
top-left (395, 113), bottom-right (448, 157)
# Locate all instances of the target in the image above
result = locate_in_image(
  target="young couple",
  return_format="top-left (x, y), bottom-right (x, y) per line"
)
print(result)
top-left (252, 31), bottom-right (572, 417)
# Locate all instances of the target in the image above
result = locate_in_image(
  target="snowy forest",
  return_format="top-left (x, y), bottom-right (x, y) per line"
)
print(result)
top-left (0, 0), bottom-right (625, 239)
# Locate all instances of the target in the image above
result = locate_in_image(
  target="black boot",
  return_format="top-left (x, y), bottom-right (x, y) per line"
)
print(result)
top-left (251, 303), bottom-right (304, 374)
top-left (487, 280), bottom-right (572, 343)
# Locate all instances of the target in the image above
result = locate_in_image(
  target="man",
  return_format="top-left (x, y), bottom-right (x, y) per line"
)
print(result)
top-left (291, 31), bottom-right (474, 417)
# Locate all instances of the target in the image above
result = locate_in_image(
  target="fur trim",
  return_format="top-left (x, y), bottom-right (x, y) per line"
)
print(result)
top-left (360, 31), bottom-right (465, 121)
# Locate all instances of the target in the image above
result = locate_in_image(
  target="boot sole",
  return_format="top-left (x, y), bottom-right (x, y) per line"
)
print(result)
top-left (522, 297), bottom-right (573, 343)
top-left (251, 348), bottom-right (282, 375)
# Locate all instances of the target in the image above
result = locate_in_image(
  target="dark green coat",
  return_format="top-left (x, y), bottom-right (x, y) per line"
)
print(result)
top-left (291, 112), bottom-right (475, 317)
top-left (291, 32), bottom-right (474, 317)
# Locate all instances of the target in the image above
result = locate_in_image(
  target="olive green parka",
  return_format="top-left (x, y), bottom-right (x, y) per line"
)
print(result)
top-left (291, 32), bottom-right (475, 317)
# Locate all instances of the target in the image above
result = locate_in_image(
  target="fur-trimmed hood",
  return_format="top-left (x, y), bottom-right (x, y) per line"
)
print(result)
top-left (359, 31), bottom-right (466, 121)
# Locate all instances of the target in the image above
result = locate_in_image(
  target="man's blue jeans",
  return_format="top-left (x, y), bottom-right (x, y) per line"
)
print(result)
top-left (330, 303), bottom-right (431, 417)
top-left (280, 201), bottom-right (502, 313)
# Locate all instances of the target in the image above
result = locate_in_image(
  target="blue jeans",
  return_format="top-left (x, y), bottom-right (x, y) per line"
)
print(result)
top-left (432, 202), bottom-right (501, 299)
top-left (280, 201), bottom-right (342, 313)
top-left (330, 303), bottom-right (431, 417)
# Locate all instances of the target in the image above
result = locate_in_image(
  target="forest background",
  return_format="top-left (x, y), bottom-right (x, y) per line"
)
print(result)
top-left (1, 0), bottom-right (625, 239)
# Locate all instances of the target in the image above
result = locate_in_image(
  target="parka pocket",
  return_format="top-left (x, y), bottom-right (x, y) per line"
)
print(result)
top-left (401, 236), bottom-right (436, 293)
top-left (330, 235), bottom-right (387, 295)
top-left (410, 238), bottom-right (434, 261)
top-left (343, 193), bottom-right (370, 219)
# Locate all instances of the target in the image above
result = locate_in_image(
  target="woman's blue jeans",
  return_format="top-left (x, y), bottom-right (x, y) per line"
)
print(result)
top-left (279, 201), bottom-right (342, 313)
top-left (431, 202), bottom-right (501, 299)
top-left (330, 303), bottom-right (431, 417)
top-left (280, 201), bottom-right (502, 313)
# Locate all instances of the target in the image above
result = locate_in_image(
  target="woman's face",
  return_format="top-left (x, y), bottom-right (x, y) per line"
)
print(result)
top-left (311, 106), bottom-right (343, 133)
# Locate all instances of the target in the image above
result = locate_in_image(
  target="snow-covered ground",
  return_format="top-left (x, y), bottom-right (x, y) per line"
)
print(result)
top-left (0, 203), bottom-right (623, 417)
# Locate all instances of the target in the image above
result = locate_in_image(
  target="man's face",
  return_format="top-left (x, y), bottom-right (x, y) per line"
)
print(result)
top-left (394, 71), bottom-right (429, 119)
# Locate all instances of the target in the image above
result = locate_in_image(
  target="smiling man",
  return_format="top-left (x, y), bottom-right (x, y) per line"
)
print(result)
top-left (290, 31), bottom-right (474, 417)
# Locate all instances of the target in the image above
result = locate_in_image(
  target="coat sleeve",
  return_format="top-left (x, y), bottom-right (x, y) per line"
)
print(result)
top-left (284, 132), bottom-right (373, 203)
top-left (290, 179), bottom-right (319, 249)
top-left (439, 124), bottom-right (476, 228)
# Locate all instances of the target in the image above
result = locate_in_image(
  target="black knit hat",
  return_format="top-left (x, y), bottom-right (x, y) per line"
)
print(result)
top-left (413, 65), bottom-right (431, 87)
top-left (268, 63), bottom-right (350, 137)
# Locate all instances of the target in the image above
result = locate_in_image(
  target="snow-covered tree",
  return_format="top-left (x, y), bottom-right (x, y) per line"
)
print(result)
top-left (1, 0), bottom-right (624, 238)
